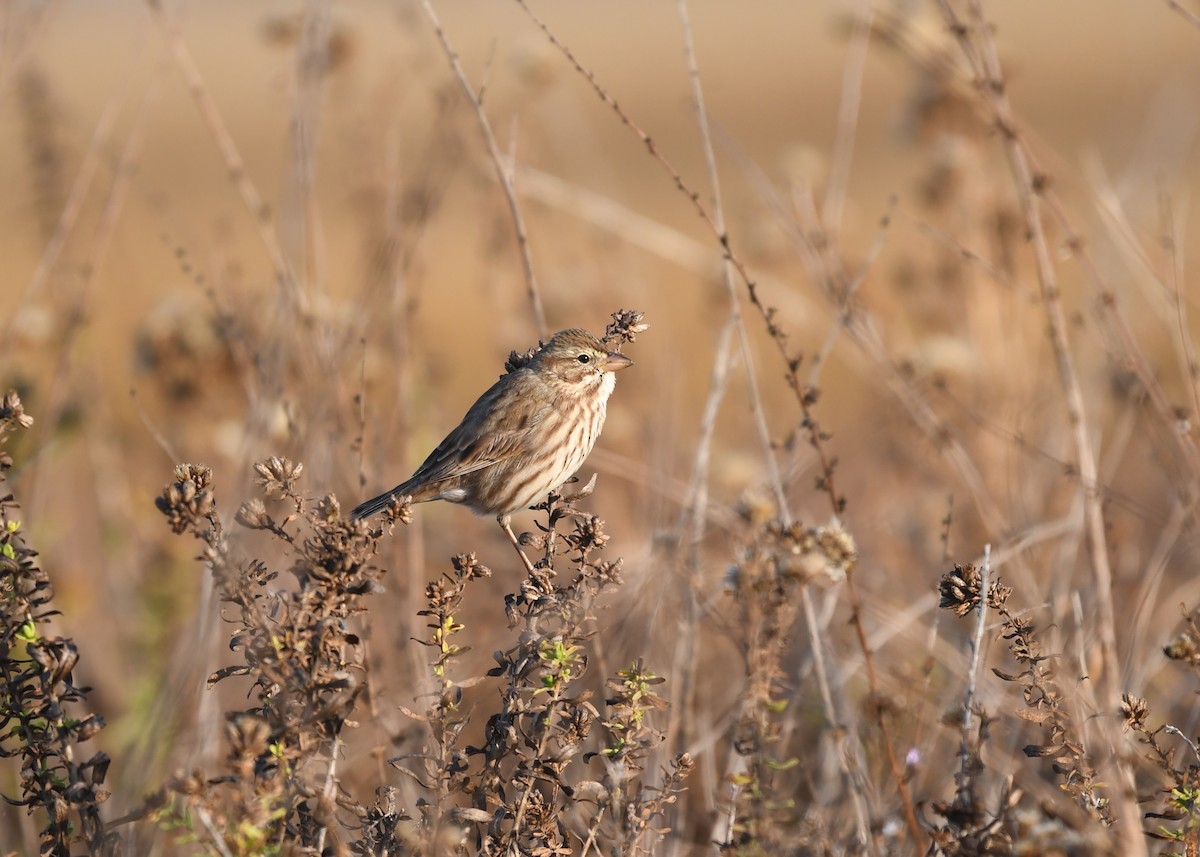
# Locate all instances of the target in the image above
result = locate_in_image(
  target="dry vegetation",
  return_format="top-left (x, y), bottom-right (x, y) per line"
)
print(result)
top-left (3, 1), bottom-right (1200, 855)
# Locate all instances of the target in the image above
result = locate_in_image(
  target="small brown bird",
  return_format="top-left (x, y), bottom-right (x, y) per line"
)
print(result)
top-left (352, 328), bottom-right (633, 570)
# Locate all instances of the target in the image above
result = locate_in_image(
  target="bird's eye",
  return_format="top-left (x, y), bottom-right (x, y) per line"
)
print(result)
top-left (577, 353), bottom-right (590, 364)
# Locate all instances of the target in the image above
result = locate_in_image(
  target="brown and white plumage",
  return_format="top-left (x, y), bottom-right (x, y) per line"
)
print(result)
top-left (351, 329), bottom-right (632, 566)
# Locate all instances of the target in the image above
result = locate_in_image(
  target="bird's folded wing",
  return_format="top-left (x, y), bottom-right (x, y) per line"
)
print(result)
top-left (414, 426), bottom-right (529, 483)
top-left (407, 376), bottom-right (546, 485)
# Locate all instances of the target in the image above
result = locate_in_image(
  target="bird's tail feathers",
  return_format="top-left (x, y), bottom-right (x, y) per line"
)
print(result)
top-left (351, 485), bottom-right (408, 520)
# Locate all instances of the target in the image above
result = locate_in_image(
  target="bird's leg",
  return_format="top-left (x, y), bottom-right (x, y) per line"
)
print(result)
top-left (497, 515), bottom-right (536, 573)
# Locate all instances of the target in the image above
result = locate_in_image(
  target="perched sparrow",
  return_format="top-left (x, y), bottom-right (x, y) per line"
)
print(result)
top-left (352, 328), bottom-right (633, 569)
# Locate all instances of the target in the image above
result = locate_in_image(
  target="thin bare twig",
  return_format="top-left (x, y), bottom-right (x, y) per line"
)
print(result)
top-left (822, 0), bottom-right (874, 239)
top-left (733, 140), bottom-right (1009, 532)
top-left (1161, 191), bottom-right (1200, 423)
top-left (807, 201), bottom-right (894, 390)
top-left (676, 0), bottom-right (746, 549)
top-left (194, 807), bottom-right (236, 857)
top-left (418, 0), bottom-right (547, 339)
top-left (145, 0), bottom-right (303, 314)
top-left (509, 0), bottom-right (804, 425)
top-left (282, 0), bottom-right (330, 294)
top-left (1165, 0), bottom-right (1200, 28)
top-left (957, 544), bottom-right (990, 800)
top-left (665, 35), bottom-right (800, 844)
top-left (3, 62), bottom-right (127, 342)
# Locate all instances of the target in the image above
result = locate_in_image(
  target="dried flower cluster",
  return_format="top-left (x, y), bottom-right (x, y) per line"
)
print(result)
top-left (1162, 606), bottom-right (1200, 678)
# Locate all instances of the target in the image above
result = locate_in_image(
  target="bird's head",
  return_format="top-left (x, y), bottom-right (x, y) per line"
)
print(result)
top-left (531, 328), bottom-right (634, 390)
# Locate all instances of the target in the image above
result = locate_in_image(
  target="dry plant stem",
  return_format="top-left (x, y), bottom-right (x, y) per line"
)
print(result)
top-left (82, 58), bottom-right (167, 284)
top-left (681, 315), bottom-right (737, 550)
top-left (579, 807), bottom-right (605, 857)
top-left (510, 3), bottom-right (926, 847)
top-left (672, 1), bottom-right (902, 840)
top-left (675, 0), bottom-right (744, 551)
top-left (511, 697), bottom-right (563, 838)
top-left (314, 735), bottom-right (342, 857)
top-left (674, 4), bottom-right (815, 843)
top-left (1127, 498), bottom-right (1191, 678)
top-left (935, 1), bottom-right (1140, 849)
top-left (1163, 195), bottom-right (1200, 422)
top-left (375, 118), bottom-right (428, 682)
top-left (845, 196), bottom-right (1009, 524)
top-left (195, 807), bottom-right (236, 857)
top-left (1081, 212), bottom-right (1200, 475)
top-left (499, 516), bottom-right (537, 572)
top-left (674, 10), bottom-right (835, 835)
top-left (283, 0), bottom-right (330, 293)
top-left (797, 584), bottom-right (874, 854)
top-left (738, 146), bottom-right (1008, 531)
top-left (822, 0), bottom-right (874, 240)
top-left (510, 0), bottom-right (799, 428)
top-left (355, 341), bottom-right (368, 492)
top-left (664, 0), bottom-right (788, 522)
top-left (2, 60), bottom-right (126, 343)
top-left (145, 0), bottom-right (302, 313)
top-left (419, 0), bottom-right (547, 339)
top-left (1080, 158), bottom-right (1200, 485)
top-left (806, 204), bottom-right (892, 390)
top-left (958, 545), bottom-right (990, 800)
top-left (672, 0), bottom-right (790, 748)
top-left (1165, 0), bottom-right (1200, 27)
top-left (932, 383), bottom-right (1162, 524)
top-left (844, 568), bottom-right (923, 852)
top-left (914, 218), bottom-right (1017, 289)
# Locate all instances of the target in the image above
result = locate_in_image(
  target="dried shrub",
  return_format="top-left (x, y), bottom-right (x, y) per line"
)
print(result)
top-left (1121, 605), bottom-right (1200, 852)
top-left (0, 391), bottom-right (115, 857)
top-left (934, 562), bottom-right (1115, 855)
top-left (150, 457), bottom-right (403, 855)
top-left (390, 476), bottom-right (689, 856)
top-left (720, 517), bottom-right (855, 854)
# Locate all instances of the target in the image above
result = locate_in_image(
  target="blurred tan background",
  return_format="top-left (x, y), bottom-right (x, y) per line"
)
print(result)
top-left (3, 0), bottom-right (1200, 848)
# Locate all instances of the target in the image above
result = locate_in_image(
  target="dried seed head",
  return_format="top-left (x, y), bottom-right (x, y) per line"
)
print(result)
top-left (519, 531), bottom-right (547, 550)
top-left (156, 464), bottom-right (217, 534)
top-left (0, 390), bottom-right (34, 430)
top-left (451, 552), bottom-right (491, 581)
top-left (253, 456), bottom-right (303, 498)
top-left (939, 564), bottom-right (981, 617)
top-left (1120, 693), bottom-right (1149, 731)
top-left (383, 493), bottom-right (413, 525)
top-left (225, 713), bottom-right (272, 761)
top-left (571, 515), bottom-right (610, 553)
top-left (604, 308), bottom-right (649, 347)
top-left (234, 498), bottom-right (271, 530)
top-left (314, 494), bottom-right (341, 522)
top-left (1164, 631), bottom-right (1200, 665)
top-left (504, 343), bottom-right (541, 373)
top-left (792, 522), bottom-right (856, 584)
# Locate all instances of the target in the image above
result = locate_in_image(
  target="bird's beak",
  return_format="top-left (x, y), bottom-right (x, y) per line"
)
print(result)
top-left (603, 352), bottom-right (634, 372)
